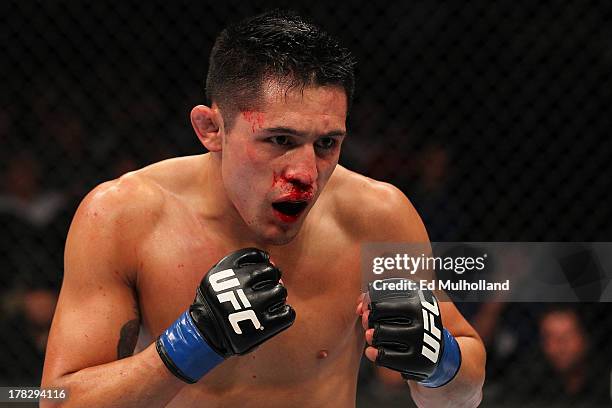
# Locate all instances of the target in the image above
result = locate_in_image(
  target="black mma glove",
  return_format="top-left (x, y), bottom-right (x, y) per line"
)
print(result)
top-left (365, 278), bottom-right (461, 387)
top-left (156, 248), bottom-right (295, 383)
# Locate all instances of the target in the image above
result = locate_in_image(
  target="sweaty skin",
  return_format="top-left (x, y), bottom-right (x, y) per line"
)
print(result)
top-left (41, 85), bottom-right (484, 407)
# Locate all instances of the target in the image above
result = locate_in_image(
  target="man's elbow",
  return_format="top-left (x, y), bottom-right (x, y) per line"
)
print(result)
top-left (459, 339), bottom-right (486, 407)
top-left (470, 388), bottom-right (483, 407)
top-left (40, 368), bottom-right (75, 408)
top-left (411, 385), bottom-right (483, 408)
top-left (455, 385), bottom-right (484, 408)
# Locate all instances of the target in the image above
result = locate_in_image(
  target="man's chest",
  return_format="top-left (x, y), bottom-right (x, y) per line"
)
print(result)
top-left (135, 215), bottom-right (365, 382)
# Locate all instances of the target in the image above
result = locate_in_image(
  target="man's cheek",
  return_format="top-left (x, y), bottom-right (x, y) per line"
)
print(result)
top-left (243, 143), bottom-right (262, 163)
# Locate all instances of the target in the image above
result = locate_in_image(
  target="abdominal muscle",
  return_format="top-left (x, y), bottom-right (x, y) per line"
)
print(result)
top-left (165, 335), bottom-right (361, 408)
top-left (167, 371), bottom-right (357, 408)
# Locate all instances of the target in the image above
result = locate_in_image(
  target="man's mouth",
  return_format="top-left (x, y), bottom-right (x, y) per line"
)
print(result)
top-left (272, 201), bottom-right (309, 222)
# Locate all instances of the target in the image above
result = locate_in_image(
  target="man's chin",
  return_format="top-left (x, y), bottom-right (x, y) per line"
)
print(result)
top-left (258, 225), bottom-right (300, 246)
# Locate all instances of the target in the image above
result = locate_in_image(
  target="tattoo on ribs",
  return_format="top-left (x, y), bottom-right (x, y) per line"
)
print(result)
top-left (117, 319), bottom-right (140, 359)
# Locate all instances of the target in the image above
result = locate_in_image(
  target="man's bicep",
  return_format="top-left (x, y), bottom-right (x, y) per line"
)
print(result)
top-left (44, 282), bottom-right (139, 378)
top-left (43, 189), bottom-right (141, 381)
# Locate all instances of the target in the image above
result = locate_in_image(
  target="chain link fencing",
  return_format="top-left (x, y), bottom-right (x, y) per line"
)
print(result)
top-left (1, 1), bottom-right (611, 406)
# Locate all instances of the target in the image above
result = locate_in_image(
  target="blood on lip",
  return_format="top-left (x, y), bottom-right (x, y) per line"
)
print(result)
top-left (272, 208), bottom-right (301, 223)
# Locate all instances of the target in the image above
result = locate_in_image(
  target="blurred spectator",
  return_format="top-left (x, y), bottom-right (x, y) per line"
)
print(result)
top-left (537, 306), bottom-right (610, 405)
top-left (494, 305), bottom-right (611, 407)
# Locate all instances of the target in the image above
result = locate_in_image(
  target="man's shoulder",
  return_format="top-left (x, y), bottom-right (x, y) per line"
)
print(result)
top-left (75, 155), bottom-right (205, 230)
top-left (75, 172), bottom-right (164, 236)
top-left (328, 165), bottom-right (402, 208)
top-left (326, 166), bottom-right (428, 242)
top-left (129, 154), bottom-right (207, 194)
top-left (80, 155), bottom-right (205, 220)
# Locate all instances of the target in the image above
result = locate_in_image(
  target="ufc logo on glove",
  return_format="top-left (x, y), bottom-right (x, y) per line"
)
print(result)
top-left (419, 290), bottom-right (441, 364)
top-left (209, 268), bottom-right (262, 334)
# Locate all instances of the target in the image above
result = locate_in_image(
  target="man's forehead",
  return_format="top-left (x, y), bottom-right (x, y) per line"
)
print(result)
top-left (259, 80), bottom-right (348, 116)
top-left (231, 81), bottom-right (348, 135)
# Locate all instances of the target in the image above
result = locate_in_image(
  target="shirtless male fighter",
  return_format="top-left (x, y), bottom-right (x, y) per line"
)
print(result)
top-left (42, 10), bottom-right (485, 407)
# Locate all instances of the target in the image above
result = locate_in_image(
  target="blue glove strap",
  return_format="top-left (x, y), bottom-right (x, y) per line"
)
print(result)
top-left (420, 328), bottom-right (462, 388)
top-left (158, 311), bottom-right (224, 382)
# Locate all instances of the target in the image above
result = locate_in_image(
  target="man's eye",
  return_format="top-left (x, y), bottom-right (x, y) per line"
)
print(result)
top-left (315, 137), bottom-right (337, 150)
top-left (268, 136), bottom-right (291, 146)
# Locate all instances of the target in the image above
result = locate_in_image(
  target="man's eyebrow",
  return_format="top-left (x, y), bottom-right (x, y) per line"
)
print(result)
top-left (263, 127), bottom-right (347, 138)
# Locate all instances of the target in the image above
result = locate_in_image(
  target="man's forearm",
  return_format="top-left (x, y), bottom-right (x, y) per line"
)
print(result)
top-left (41, 344), bottom-right (186, 408)
top-left (408, 335), bottom-right (485, 408)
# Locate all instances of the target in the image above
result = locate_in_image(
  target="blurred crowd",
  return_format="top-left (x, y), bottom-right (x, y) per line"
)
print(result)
top-left (0, 86), bottom-right (176, 383)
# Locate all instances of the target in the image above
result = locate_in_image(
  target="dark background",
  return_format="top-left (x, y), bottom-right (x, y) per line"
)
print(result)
top-left (1, 1), bottom-right (611, 406)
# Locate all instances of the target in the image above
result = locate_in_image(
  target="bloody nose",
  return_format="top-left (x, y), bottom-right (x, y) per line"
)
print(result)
top-left (284, 146), bottom-right (317, 190)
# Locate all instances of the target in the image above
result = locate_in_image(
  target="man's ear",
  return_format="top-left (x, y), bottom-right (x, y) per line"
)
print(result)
top-left (191, 105), bottom-right (223, 152)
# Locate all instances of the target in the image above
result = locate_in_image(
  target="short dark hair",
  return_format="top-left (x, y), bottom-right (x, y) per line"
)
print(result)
top-left (206, 10), bottom-right (356, 130)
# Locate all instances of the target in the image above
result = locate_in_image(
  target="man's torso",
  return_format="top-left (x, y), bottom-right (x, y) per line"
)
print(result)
top-left (129, 155), bottom-right (365, 407)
